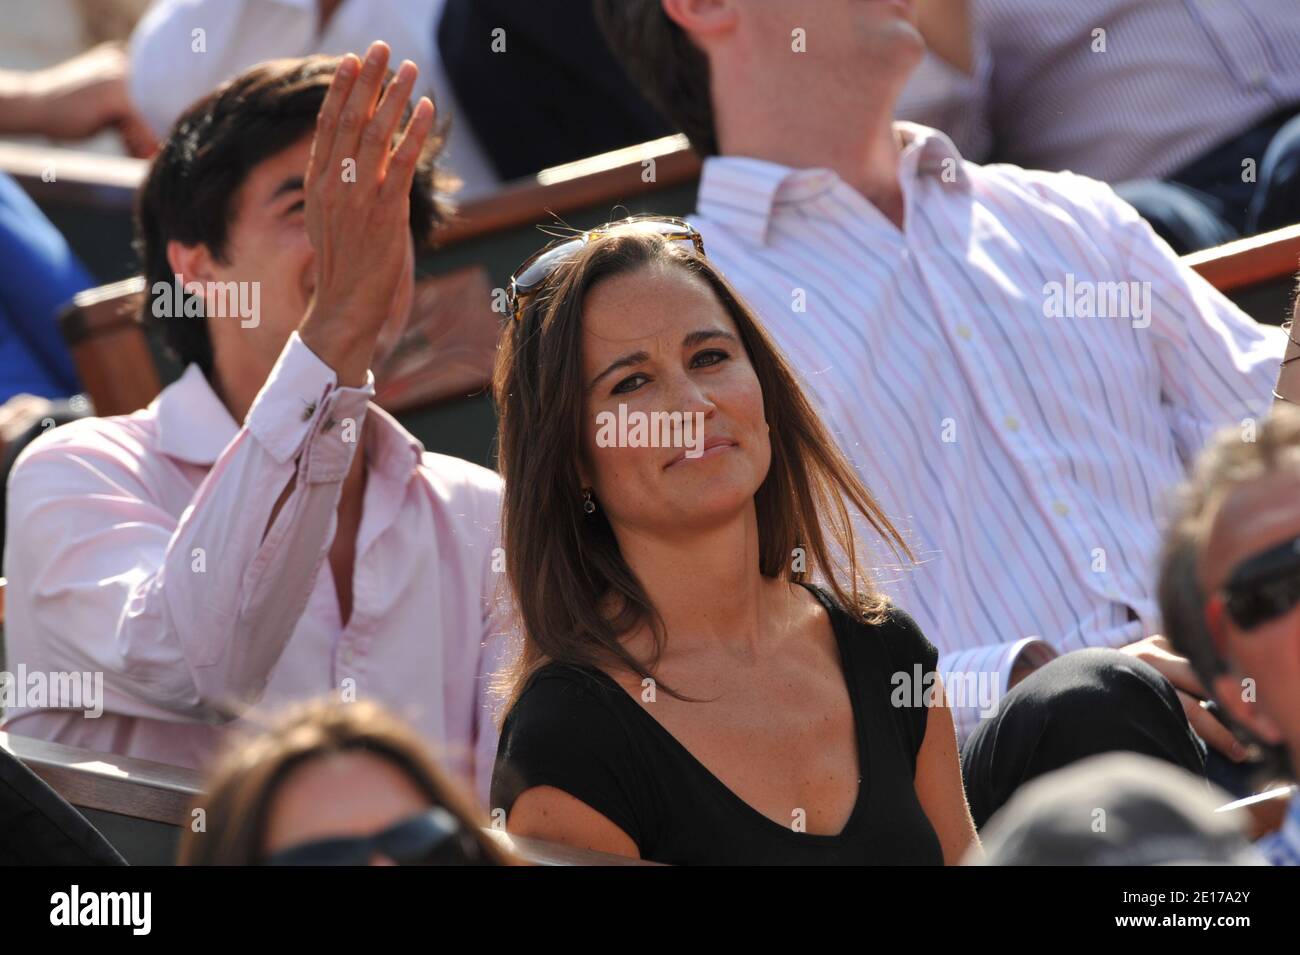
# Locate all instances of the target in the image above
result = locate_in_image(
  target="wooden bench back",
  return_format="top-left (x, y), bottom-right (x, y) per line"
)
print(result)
top-left (58, 224), bottom-right (1299, 425)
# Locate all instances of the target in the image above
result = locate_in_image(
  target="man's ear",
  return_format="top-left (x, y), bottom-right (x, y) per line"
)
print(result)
top-left (1213, 671), bottom-right (1285, 746)
top-left (165, 239), bottom-right (219, 287)
top-left (662, 0), bottom-right (738, 40)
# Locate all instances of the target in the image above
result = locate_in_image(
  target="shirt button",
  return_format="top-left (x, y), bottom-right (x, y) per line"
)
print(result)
top-left (1003, 415), bottom-right (1020, 431)
top-left (956, 324), bottom-right (973, 340)
top-left (1053, 501), bottom-right (1070, 517)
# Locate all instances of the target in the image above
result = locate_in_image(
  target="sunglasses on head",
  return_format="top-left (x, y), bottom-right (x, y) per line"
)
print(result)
top-left (506, 215), bottom-right (706, 322)
top-left (261, 807), bottom-right (484, 866)
top-left (1212, 532), bottom-right (1300, 632)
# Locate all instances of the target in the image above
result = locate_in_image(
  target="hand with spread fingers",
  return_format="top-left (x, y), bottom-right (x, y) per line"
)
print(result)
top-left (298, 41), bottom-right (435, 388)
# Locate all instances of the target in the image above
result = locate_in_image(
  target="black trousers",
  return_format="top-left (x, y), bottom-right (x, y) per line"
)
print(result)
top-left (959, 648), bottom-right (1207, 829)
top-left (1115, 104), bottom-right (1300, 254)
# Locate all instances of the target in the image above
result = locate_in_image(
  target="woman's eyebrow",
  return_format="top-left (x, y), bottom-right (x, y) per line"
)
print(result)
top-left (589, 350), bottom-right (650, 390)
top-left (587, 330), bottom-right (739, 390)
top-left (682, 329), bottom-right (737, 348)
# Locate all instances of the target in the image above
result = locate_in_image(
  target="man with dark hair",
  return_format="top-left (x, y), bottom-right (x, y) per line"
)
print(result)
top-left (133, 54), bottom-right (449, 386)
top-left (2, 45), bottom-right (506, 802)
top-left (594, 0), bottom-right (1284, 809)
top-left (1158, 405), bottom-right (1300, 864)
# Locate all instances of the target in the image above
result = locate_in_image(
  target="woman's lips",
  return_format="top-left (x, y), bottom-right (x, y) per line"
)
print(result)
top-left (665, 438), bottom-right (737, 469)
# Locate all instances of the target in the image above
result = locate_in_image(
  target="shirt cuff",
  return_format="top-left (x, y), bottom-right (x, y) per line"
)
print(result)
top-left (938, 638), bottom-right (1058, 745)
top-left (245, 331), bottom-right (374, 480)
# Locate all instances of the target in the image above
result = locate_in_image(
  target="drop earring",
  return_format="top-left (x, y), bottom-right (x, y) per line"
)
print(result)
top-left (582, 487), bottom-right (596, 515)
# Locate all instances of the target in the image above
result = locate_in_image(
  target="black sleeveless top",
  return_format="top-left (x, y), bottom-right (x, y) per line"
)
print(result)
top-left (490, 587), bottom-right (945, 865)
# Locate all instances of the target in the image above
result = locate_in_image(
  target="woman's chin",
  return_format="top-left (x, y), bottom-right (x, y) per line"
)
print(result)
top-left (661, 486), bottom-right (757, 529)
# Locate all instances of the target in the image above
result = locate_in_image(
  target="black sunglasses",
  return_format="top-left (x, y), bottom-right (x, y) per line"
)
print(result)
top-left (506, 215), bottom-right (706, 322)
top-left (1219, 533), bottom-right (1300, 631)
top-left (261, 807), bottom-right (485, 866)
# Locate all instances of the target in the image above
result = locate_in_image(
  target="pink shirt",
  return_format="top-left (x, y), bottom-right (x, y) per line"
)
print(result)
top-left (2, 332), bottom-right (509, 803)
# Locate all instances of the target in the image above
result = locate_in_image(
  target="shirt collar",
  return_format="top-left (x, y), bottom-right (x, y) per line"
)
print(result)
top-left (695, 121), bottom-right (969, 246)
top-left (152, 364), bottom-right (239, 466)
top-left (363, 401), bottom-right (426, 483)
top-left (153, 362), bottom-right (425, 478)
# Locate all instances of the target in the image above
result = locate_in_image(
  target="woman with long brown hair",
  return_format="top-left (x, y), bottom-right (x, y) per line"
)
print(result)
top-left (490, 216), bottom-right (979, 864)
top-left (179, 698), bottom-right (509, 865)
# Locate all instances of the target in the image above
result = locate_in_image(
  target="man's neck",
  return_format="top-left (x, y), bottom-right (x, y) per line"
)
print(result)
top-left (208, 362), bottom-right (260, 428)
top-left (713, 68), bottom-right (910, 228)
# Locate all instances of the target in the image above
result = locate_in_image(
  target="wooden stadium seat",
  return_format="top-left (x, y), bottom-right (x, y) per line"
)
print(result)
top-left (1185, 224), bottom-right (1300, 294)
top-left (58, 276), bottom-right (157, 418)
top-left (5, 136), bottom-right (1294, 317)
top-left (56, 268), bottom-right (500, 420)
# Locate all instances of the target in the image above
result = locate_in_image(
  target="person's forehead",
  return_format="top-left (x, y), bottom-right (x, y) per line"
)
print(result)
top-left (263, 752), bottom-right (428, 849)
top-left (1203, 471), bottom-right (1300, 584)
top-left (271, 752), bottom-right (424, 822)
top-left (240, 136), bottom-right (314, 198)
top-left (581, 265), bottom-right (728, 342)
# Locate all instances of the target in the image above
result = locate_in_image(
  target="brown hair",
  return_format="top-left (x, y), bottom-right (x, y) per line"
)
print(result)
top-left (178, 698), bottom-right (509, 865)
top-left (136, 55), bottom-right (453, 378)
top-left (593, 0), bottom-right (717, 155)
top-left (493, 227), bottom-right (911, 713)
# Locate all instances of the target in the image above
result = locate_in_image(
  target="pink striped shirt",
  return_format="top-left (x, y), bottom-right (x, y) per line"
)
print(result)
top-left (692, 124), bottom-right (1286, 738)
top-left (2, 333), bottom-right (508, 801)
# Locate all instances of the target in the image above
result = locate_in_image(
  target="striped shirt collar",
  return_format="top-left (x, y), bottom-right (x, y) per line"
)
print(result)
top-left (695, 122), bottom-right (969, 246)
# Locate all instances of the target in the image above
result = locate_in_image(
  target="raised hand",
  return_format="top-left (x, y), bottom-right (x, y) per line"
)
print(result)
top-left (298, 41), bottom-right (435, 388)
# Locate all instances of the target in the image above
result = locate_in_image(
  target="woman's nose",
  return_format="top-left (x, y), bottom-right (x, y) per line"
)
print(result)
top-left (661, 371), bottom-right (716, 416)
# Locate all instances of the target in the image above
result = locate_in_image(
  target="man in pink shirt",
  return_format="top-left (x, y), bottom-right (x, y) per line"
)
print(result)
top-left (2, 45), bottom-right (507, 802)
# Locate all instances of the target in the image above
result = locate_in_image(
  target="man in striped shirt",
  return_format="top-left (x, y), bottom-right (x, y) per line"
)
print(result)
top-left (595, 0), bottom-right (1287, 819)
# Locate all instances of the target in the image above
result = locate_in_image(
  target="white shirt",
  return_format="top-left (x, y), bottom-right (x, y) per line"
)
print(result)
top-left (128, 0), bottom-right (499, 197)
top-left (3, 332), bottom-right (508, 802)
top-left (692, 124), bottom-right (1285, 738)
